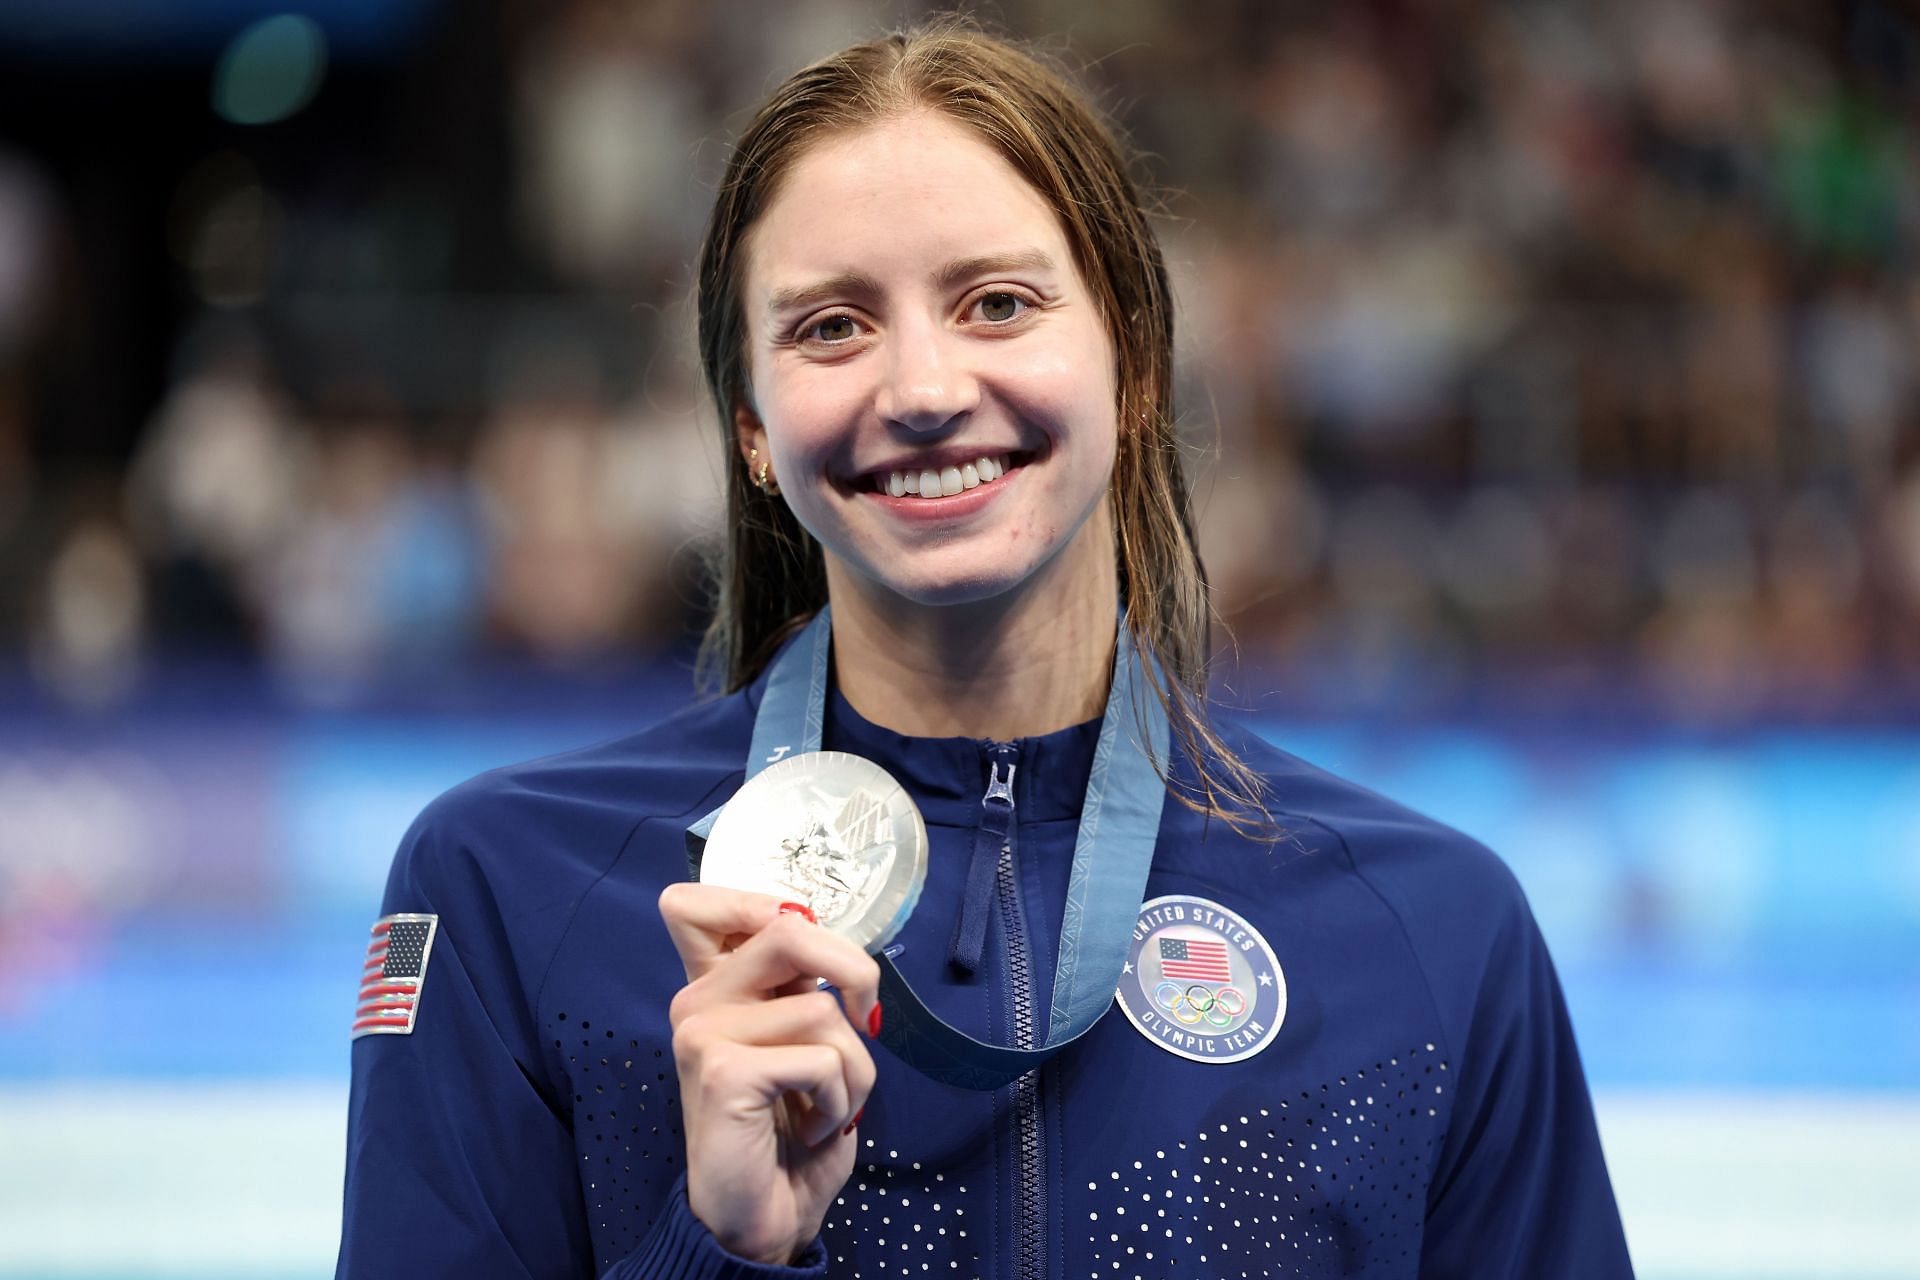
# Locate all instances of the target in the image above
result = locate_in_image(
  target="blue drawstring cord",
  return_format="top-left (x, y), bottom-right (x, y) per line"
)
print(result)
top-left (947, 745), bottom-right (1017, 976)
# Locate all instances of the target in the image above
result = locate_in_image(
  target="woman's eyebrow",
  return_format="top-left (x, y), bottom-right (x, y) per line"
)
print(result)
top-left (766, 272), bottom-right (883, 319)
top-left (934, 248), bottom-right (1058, 290)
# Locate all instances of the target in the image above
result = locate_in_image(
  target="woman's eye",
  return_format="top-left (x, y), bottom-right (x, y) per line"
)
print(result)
top-left (977, 292), bottom-right (1026, 323)
top-left (805, 314), bottom-right (860, 344)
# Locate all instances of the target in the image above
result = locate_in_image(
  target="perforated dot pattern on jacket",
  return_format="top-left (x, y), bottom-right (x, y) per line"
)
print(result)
top-left (551, 1012), bottom-right (1448, 1277)
top-left (820, 1141), bottom-right (981, 1275)
top-left (550, 1011), bottom-right (683, 1273)
top-left (1084, 1045), bottom-right (1449, 1278)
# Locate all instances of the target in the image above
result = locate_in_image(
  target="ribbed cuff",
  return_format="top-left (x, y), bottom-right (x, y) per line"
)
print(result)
top-left (608, 1174), bottom-right (828, 1279)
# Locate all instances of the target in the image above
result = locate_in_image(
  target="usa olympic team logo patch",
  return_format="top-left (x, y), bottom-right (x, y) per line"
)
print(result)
top-left (1114, 895), bottom-right (1285, 1064)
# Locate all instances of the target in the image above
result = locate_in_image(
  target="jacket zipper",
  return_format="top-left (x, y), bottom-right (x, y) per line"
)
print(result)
top-left (983, 742), bottom-right (1045, 1280)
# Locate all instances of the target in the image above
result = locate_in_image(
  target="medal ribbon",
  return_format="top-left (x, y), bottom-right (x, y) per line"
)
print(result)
top-left (687, 606), bottom-right (1169, 1090)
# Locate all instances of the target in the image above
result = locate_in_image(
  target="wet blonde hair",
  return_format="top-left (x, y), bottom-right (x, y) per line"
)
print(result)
top-left (695, 18), bottom-right (1270, 832)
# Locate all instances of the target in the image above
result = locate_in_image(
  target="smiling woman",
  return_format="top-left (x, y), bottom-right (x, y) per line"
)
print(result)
top-left (691, 23), bottom-right (1263, 807)
top-left (335, 17), bottom-right (1634, 1280)
top-left (732, 110), bottom-right (1124, 730)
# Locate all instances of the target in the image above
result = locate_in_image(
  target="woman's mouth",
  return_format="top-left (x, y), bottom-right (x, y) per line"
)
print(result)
top-left (867, 452), bottom-right (1030, 499)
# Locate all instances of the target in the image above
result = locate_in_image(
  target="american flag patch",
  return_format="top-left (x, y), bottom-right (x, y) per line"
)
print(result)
top-left (1159, 935), bottom-right (1233, 984)
top-left (352, 913), bottom-right (439, 1039)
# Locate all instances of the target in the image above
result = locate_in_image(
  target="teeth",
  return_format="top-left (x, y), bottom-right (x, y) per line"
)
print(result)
top-left (881, 455), bottom-right (1012, 499)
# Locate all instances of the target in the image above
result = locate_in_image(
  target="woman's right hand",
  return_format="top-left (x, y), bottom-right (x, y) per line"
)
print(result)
top-left (658, 882), bottom-right (882, 1267)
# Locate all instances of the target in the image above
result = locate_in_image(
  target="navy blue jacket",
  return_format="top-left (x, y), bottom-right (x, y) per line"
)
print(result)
top-left (337, 668), bottom-right (1633, 1278)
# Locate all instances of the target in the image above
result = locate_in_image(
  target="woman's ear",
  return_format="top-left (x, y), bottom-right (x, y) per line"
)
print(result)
top-left (735, 396), bottom-right (779, 495)
top-left (733, 396), bottom-right (767, 469)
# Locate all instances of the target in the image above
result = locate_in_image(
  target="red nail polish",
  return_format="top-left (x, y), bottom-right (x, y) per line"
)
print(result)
top-left (867, 1002), bottom-right (883, 1037)
top-left (778, 901), bottom-right (816, 924)
top-left (843, 1107), bottom-right (865, 1136)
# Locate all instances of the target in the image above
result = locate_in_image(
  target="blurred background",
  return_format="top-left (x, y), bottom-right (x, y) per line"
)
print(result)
top-left (0, 0), bottom-right (1917, 1275)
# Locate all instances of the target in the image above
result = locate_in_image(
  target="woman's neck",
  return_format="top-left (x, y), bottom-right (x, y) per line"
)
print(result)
top-left (826, 518), bottom-right (1118, 741)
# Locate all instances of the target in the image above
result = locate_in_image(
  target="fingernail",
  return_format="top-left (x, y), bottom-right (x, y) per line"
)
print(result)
top-left (843, 1107), bottom-right (864, 1136)
top-left (867, 1001), bottom-right (883, 1037)
top-left (778, 901), bottom-right (816, 924)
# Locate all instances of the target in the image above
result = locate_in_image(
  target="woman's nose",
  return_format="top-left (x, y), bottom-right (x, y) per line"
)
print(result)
top-left (874, 321), bottom-right (979, 434)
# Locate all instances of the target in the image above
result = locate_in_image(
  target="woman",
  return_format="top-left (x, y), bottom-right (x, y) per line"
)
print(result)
top-left (338, 22), bottom-right (1632, 1279)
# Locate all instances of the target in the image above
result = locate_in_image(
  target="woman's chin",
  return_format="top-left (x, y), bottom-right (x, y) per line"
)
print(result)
top-left (862, 566), bottom-right (1032, 610)
top-left (827, 505), bottom-right (1112, 615)
top-left (829, 546), bottom-right (1047, 612)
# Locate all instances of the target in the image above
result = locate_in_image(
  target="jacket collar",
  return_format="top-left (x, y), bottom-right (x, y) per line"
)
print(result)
top-left (822, 685), bottom-right (1101, 828)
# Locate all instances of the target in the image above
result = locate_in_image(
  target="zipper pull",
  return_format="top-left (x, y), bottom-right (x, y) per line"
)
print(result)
top-left (984, 756), bottom-right (1016, 810)
top-left (948, 742), bottom-right (1019, 977)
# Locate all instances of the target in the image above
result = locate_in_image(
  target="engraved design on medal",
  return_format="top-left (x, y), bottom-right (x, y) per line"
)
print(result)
top-left (700, 752), bottom-right (928, 952)
top-left (771, 788), bottom-right (894, 926)
top-left (834, 789), bottom-right (886, 856)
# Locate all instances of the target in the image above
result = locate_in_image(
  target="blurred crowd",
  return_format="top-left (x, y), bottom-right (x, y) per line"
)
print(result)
top-left (1, 0), bottom-right (1918, 716)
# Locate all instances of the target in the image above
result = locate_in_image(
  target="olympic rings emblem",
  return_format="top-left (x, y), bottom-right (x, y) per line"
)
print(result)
top-left (1153, 979), bottom-right (1249, 1029)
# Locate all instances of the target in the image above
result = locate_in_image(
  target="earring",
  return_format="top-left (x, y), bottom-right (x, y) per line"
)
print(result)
top-left (748, 447), bottom-right (779, 496)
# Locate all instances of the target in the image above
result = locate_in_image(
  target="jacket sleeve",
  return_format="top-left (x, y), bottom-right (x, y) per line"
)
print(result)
top-left (1417, 874), bottom-right (1635, 1278)
top-left (336, 797), bottom-right (828, 1280)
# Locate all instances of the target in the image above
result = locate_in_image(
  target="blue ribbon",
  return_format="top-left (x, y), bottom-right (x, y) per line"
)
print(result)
top-left (687, 608), bottom-right (1169, 1090)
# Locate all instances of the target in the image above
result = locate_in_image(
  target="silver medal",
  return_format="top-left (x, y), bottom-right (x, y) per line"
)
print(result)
top-left (699, 751), bottom-right (927, 952)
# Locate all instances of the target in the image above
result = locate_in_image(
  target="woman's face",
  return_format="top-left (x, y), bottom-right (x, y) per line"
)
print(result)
top-left (739, 111), bottom-right (1119, 610)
